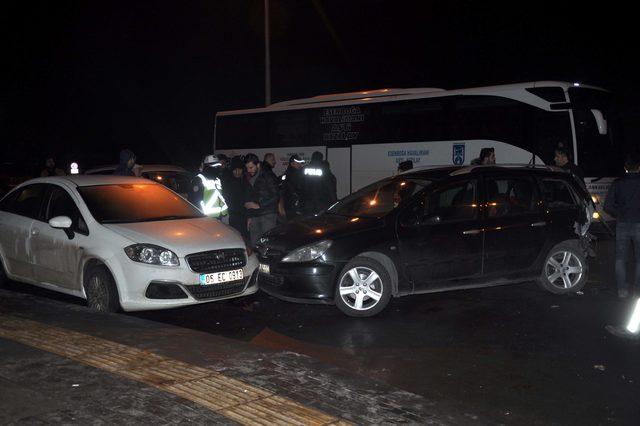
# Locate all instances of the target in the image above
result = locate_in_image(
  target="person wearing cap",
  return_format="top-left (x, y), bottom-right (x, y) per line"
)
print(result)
top-left (300, 151), bottom-right (337, 216)
top-left (554, 145), bottom-right (584, 181)
top-left (188, 154), bottom-right (229, 221)
top-left (279, 154), bottom-right (306, 220)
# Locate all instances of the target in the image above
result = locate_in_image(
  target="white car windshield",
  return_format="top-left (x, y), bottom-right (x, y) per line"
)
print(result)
top-left (78, 183), bottom-right (204, 224)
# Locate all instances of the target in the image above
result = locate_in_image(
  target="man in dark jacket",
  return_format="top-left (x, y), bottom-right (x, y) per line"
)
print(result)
top-left (300, 151), bottom-right (337, 216)
top-left (244, 153), bottom-right (280, 246)
top-left (115, 149), bottom-right (136, 176)
top-left (221, 156), bottom-right (249, 240)
top-left (554, 146), bottom-right (584, 181)
top-left (604, 153), bottom-right (640, 298)
top-left (279, 154), bottom-right (305, 220)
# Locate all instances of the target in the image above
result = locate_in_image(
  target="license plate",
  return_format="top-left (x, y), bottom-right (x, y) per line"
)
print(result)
top-left (199, 269), bottom-right (244, 285)
top-left (259, 263), bottom-right (270, 274)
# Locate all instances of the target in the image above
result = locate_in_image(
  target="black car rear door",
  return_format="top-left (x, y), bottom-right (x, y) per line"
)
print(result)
top-left (481, 173), bottom-right (548, 277)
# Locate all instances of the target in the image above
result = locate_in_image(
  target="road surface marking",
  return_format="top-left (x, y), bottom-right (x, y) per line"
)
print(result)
top-left (0, 314), bottom-right (348, 425)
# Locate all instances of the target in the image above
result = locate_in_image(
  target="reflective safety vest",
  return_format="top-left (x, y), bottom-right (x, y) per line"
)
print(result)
top-left (196, 173), bottom-right (228, 218)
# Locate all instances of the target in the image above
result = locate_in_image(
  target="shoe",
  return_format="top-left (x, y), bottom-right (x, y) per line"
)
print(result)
top-left (618, 289), bottom-right (629, 298)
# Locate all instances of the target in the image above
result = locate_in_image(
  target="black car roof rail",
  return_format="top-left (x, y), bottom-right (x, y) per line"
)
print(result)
top-left (449, 163), bottom-right (567, 176)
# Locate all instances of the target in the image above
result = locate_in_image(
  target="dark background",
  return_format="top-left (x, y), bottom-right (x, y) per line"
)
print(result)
top-left (2, 0), bottom-right (637, 174)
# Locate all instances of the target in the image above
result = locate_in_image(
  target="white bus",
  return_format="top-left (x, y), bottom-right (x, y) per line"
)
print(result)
top-left (214, 81), bottom-right (621, 204)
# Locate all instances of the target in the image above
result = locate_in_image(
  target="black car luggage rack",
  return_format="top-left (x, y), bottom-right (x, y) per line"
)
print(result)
top-left (186, 248), bottom-right (246, 273)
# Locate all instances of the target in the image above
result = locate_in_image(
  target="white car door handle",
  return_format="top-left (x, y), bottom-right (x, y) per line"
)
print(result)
top-left (463, 229), bottom-right (482, 235)
top-left (31, 228), bottom-right (40, 236)
top-left (530, 221), bottom-right (547, 227)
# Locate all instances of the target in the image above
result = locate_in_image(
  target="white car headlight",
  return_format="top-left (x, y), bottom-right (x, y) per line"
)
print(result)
top-left (281, 240), bottom-right (332, 263)
top-left (125, 244), bottom-right (180, 267)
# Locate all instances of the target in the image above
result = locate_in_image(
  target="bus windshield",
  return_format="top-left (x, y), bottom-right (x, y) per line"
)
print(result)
top-left (569, 87), bottom-right (623, 178)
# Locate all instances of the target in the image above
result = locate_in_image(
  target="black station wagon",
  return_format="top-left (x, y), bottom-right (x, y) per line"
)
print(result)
top-left (256, 165), bottom-right (595, 317)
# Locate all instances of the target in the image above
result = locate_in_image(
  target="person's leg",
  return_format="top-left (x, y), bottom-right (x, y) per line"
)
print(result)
top-left (616, 223), bottom-right (631, 297)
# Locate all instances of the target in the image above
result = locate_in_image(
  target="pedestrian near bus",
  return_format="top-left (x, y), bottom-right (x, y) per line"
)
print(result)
top-left (279, 154), bottom-right (306, 220)
top-left (244, 153), bottom-right (280, 246)
top-left (114, 149), bottom-right (137, 176)
top-left (40, 157), bottom-right (66, 177)
top-left (604, 153), bottom-right (640, 298)
top-left (300, 151), bottom-right (337, 216)
top-left (188, 155), bottom-right (229, 221)
top-left (470, 147), bottom-right (496, 165)
top-left (554, 145), bottom-right (584, 181)
top-left (221, 156), bottom-right (249, 240)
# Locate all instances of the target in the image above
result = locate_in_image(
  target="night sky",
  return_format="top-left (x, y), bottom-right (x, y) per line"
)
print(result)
top-left (4, 1), bottom-right (637, 173)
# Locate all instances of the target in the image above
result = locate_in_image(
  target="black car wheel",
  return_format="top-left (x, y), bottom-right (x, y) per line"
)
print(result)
top-left (335, 256), bottom-right (392, 317)
top-left (537, 241), bottom-right (588, 294)
top-left (84, 265), bottom-right (120, 313)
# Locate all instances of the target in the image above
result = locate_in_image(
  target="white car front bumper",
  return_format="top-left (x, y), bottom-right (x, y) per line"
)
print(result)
top-left (106, 250), bottom-right (259, 312)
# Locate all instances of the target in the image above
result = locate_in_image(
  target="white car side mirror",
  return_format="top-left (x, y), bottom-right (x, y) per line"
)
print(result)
top-left (49, 216), bottom-right (72, 229)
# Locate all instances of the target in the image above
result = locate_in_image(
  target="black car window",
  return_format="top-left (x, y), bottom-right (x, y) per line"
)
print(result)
top-left (484, 177), bottom-right (537, 218)
top-left (541, 179), bottom-right (577, 209)
top-left (1, 184), bottom-right (47, 219)
top-left (46, 186), bottom-right (89, 234)
top-left (427, 180), bottom-right (478, 222)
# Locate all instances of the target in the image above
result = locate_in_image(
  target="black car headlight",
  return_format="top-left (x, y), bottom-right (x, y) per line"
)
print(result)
top-left (125, 244), bottom-right (180, 267)
top-left (281, 240), bottom-right (332, 263)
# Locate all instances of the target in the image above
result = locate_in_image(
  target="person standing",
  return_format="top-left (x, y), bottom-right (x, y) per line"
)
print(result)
top-left (300, 151), bottom-right (337, 216)
top-left (114, 149), bottom-right (137, 176)
top-left (244, 153), bottom-right (279, 246)
top-left (221, 156), bottom-right (249, 240)
top-left (40, 157), bottom-right (66, 177)
top-left (604, 153), bottom-right (640, 298)
top-left (279, 154), bottom-right (305, 220)
top-left (554, 146), bottom-right (584, 181)
top-left (264, 153), bottom-right (277, 170)
top-left (470, 147), bottom-right (496, 165)
top-left (188, 155), bottom-right (229, 220)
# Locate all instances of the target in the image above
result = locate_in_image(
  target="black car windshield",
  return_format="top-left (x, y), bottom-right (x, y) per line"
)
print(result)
top-left (328, 178), bottom-right (430, 218)
top-left (78, 183), bottom-right (204, 224)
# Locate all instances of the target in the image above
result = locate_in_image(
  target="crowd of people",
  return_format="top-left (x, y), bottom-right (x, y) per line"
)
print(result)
top-left (187, 151), bottom-right (337, 246)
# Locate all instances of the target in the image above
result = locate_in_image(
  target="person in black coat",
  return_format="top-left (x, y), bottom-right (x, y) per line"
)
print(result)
top-left (604, 153), bottom-right (640, 298)
top-left (300, 151), bottom-right (337, 216)
top-left (244, 153), bottom-right (280, 246)
top-left (221, 156), bottom-right (249, 240)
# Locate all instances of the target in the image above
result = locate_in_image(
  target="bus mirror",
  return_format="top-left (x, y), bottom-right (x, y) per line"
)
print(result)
top-left (590, 109), bottom-right (608, 135)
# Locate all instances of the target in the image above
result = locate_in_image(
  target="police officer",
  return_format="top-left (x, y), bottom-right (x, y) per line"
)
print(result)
top-left (301, 151), bottom-right (337, 216)
top-left (189, 155), bottom-right (229, 221)
top-left (279, 154), bottom-right (306, 220)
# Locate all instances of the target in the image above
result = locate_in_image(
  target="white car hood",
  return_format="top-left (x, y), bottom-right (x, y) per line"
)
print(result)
top-left (104, 217), bottom-right (244, 257)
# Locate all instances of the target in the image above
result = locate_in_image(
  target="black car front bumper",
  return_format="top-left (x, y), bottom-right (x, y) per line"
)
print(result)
top-left (256, 258), bottom-right (344, 304)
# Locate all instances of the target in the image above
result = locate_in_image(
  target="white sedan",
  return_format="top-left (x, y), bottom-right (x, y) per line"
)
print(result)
top-left (0, 175), bottom-right (258, 312)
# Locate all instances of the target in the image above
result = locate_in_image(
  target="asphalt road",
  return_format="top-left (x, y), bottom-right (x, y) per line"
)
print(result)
top-left (3, 236), bottom-right (639, 424)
